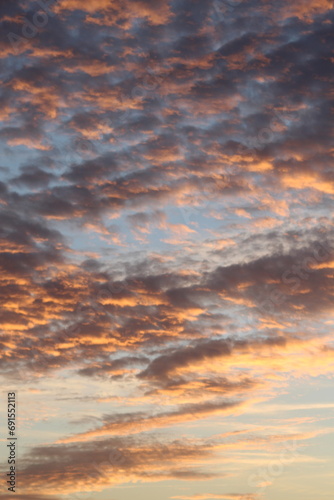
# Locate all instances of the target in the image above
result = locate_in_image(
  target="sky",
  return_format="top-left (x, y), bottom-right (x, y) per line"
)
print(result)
top-left (0, 0), bottom-right (333, 499)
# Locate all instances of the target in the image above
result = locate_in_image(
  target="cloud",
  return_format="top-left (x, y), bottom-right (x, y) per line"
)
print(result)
top-left (6, 435), bottom-right (223, 495)
top-left (58, 399), bottom-right (246, 442)
top-left (171, 495), bottom-right (258, 500)
top-left (0, 0), bottom-right (333, 498)
top-left (0, 496), bottom-right (63, 500)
